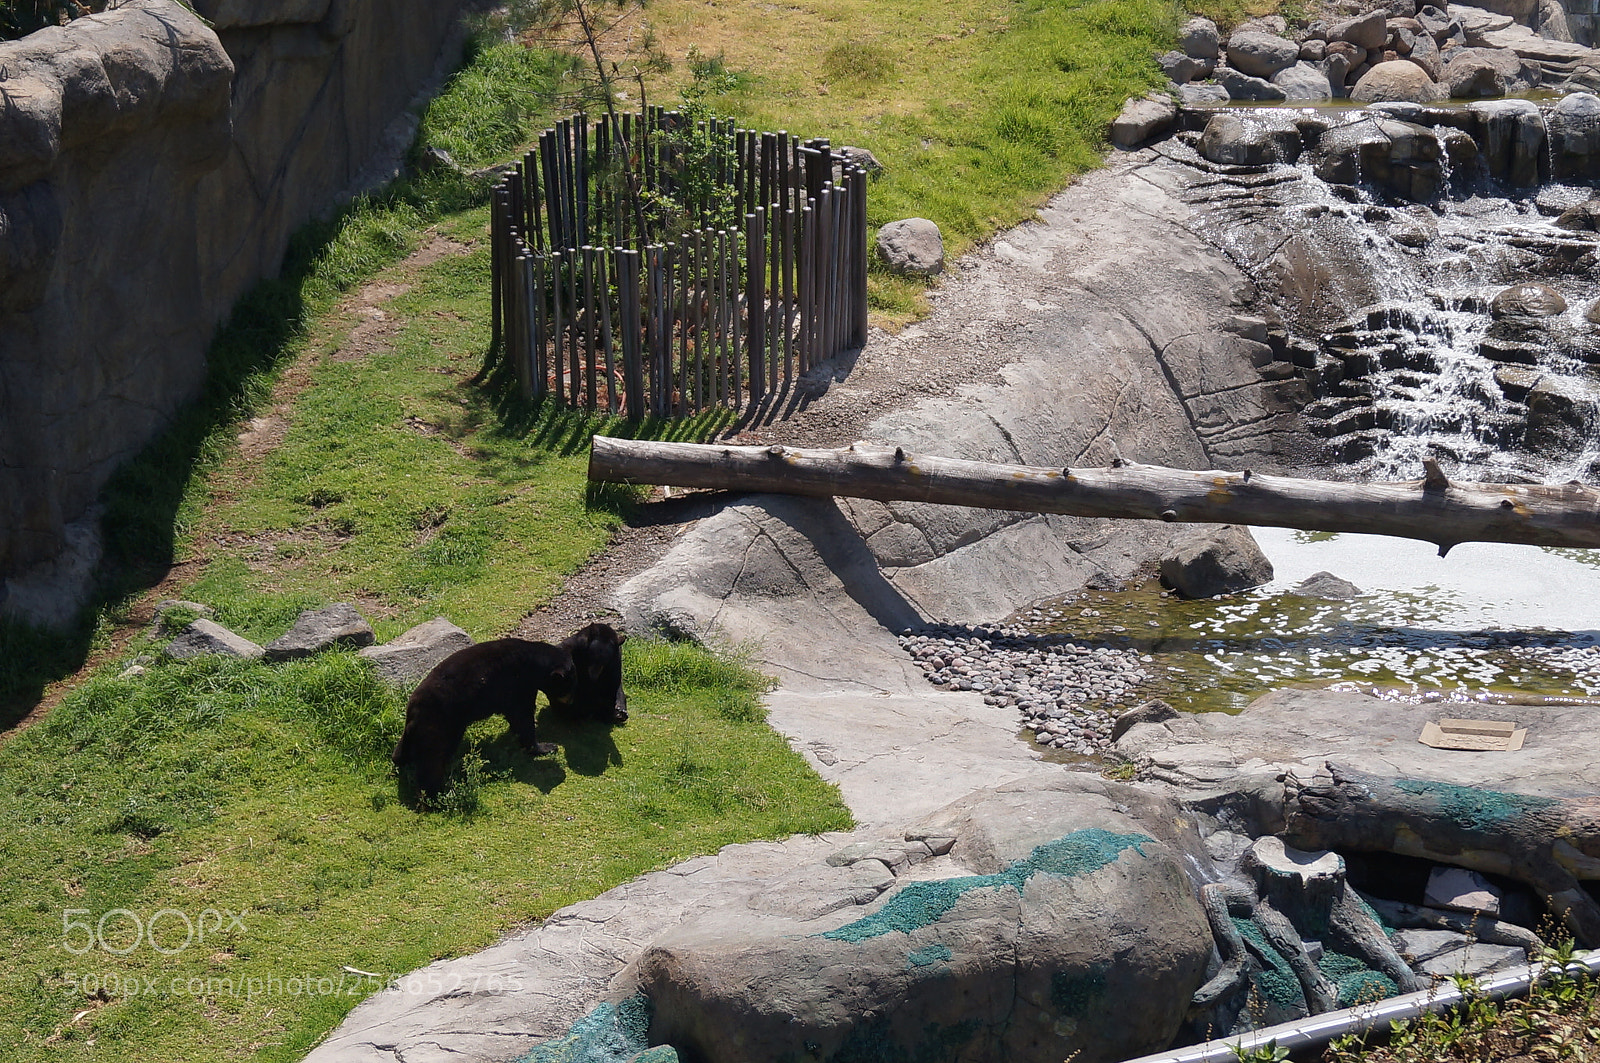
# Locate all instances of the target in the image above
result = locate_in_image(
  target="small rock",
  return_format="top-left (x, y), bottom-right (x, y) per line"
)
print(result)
top-left (263, 602), bottom-right (376, 661)
top-left (1111, 699), bottom-right (1179, 741)
top-left (1215, 66), bottom-right (1290, 101)
top-left (875, 218), bottom-right (944, 276)
top-left (154, 598), bottom-right (214, 634)
top-left (1291, 571), bottom-right (1363, 599)
top-left (837, 145), bottom-right (885, 174)
top-left (1425, 866), bottom-right (1503, 915)
top-left (1554, 199), bottom-right (1600, 231)
top-left (1158, 50), bottom-right (1212, 83)
top-left (165, 618), bottom-right (266, 661)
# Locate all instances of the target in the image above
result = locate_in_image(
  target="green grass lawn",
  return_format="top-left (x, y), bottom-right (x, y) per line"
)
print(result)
top-left (0, 644), bottom-right (847, 1061)
top-left (616, 0), bottom-right (1195, 321)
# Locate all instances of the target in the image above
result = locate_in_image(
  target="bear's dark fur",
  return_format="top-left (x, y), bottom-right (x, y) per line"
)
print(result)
top-left (556, 622), bottom-right (629, 724)
top-left (392, 637), bottom-right (574, 797)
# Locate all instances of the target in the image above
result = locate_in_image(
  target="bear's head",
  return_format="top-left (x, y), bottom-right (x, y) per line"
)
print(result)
top-left (558, 622), bottom-right (629, 724)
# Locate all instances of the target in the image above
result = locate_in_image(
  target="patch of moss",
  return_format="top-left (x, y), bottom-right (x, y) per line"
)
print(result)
top-left (821, 829), bottom-right (1151, 943)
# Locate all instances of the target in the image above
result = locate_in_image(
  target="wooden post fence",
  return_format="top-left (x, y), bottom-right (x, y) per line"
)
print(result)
top-left (487, 111), bottom-right (870, 418)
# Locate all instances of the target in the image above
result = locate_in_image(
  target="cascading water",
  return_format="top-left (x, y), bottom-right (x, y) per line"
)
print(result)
top-left (1180, 102), bottom-right (1600, 483)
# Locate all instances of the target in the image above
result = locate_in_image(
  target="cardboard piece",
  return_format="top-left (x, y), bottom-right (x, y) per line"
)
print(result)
top-left (1419, 717), bottom-right (1526, 752)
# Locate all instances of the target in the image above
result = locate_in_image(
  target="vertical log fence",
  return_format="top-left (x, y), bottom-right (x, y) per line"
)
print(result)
top-left (489, 108), bottom-right (869, 419)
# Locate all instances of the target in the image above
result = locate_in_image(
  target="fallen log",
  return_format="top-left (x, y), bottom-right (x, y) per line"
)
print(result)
top-left (1284, 764), bottom-right (1600, 946)
top-left (588, 438), bottom-right (1600, 553)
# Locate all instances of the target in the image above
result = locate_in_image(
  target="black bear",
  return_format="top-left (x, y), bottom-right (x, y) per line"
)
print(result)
top-left (392, 637), bottom-right (574, 798)
top-left (556, 622), bottom-right (629, 724)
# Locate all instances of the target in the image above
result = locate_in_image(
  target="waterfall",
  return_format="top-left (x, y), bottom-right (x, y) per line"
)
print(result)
top-left (1174, 100), bottom-right (1600, 485)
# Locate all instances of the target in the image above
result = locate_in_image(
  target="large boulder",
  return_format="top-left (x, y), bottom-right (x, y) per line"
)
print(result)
top-left (1272, 61), bottom-right (1335, 100)
top-left (262, 602), bottom-right (375, 661)
top-left (1215, 66), bottom-right (1289, 100)
top-left (1181, 16), bottom-right (1222, 59)
top-left (1158, 524), bottom-right (1273, 598)
top-left (876, 218), bottom-right (945, 276)
top-left (1468, 98), bottom-right (1546, 186)
top-left (1179, 82), bottom-right (1233, 106)
top-left (1312, 117), bottom-right (1446, 202)
top-left (1226, 31), bottom-right (1302, 78)
top-left (1197, 111), bottom-right (1302, 165)
top-left (164, 618), bottom-right (266, 661)
top-left (1350, 60), bottom-right (1448, 102)
top-left (359, 616), bottom-right (473, 683)
top-left (1545, 92), bottom-right (1600, 182)
top-left (1444, 47), bottom-right (1540, 97)
top-left (1329, 9), bottom-right (1390, 50)
top-left (1110, 93), bottom-right (1178, 148)
top-left (623, 774), bottom-right (1213, 1063)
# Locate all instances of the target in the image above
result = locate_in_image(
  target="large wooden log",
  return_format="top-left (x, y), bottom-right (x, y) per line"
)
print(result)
top-left (1284, 764), bottom-right (1600, 946)
top-left (588, 437), bottom-right (1600, 553)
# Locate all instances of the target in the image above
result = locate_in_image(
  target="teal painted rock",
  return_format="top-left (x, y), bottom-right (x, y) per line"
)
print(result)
top-left (621, 773), bottom-right (1211, 1063)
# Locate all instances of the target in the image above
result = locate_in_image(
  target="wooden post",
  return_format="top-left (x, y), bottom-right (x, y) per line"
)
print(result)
top-left (621, 248), bottom-right (644, 419)
top-left (600, 247), bottom-right (617, 413)
top-left (583, 245), bottom-right (598, 410)
top-left (515, 252), bottom-right (533, 400)
top-left (746, 209), bottom-right (765, 403)
top-left (559, 240), bottom-right (574, 406)
top-left (551, 250), bottom-right (565, 402)
top-left (490, 185), bottom-right (505, 357)
top-left (533, 253), bottom-right (548, 398)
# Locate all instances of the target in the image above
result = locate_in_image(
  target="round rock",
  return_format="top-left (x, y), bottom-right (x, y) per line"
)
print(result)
top-left (1491, 283), bottom-right (1568, 318)
top-left (875, 218), bottom-right (944, 276)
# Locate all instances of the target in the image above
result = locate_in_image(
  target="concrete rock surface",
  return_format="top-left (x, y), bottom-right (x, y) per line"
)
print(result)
top-left (1114, 687), bottom-right (1600, 815)
top-left (623, 775), bottom-right (1213, 1063)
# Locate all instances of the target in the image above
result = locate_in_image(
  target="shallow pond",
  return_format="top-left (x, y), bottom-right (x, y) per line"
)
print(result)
top-left (1021, 526), bottom-right (1600, 715)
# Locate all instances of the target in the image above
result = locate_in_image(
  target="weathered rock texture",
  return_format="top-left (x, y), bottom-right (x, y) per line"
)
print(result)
top-left (625, 776), bottom-right (1213, 1063)
top-left (0, 0), bottom-right (467, 611)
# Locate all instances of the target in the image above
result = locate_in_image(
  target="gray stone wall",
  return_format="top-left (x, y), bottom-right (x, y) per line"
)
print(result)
top-left (0, 0), bottom-right (467, 602)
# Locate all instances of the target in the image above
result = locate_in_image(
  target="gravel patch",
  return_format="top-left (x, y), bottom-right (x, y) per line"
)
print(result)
top-left (897, 616), bottom-right (1153, 757)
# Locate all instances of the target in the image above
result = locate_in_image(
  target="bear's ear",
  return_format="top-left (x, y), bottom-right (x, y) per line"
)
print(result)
top-left (617, 633), bottom-right (627, 646)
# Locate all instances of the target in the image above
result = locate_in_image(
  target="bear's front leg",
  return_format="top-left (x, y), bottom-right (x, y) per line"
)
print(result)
top-left (506, 709), bottom-right (557, 756)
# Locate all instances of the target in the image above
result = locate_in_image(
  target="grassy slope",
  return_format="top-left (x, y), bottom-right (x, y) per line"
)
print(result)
top-left (618, 0), bottom-right (1185, 320)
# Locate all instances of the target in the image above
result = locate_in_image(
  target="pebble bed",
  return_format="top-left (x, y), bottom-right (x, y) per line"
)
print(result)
top-left (897, 611), bottom-right (1153, 756)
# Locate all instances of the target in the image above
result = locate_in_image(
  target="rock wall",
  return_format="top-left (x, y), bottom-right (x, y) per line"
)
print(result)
top-left (0, 0), bottom-right (468, 612)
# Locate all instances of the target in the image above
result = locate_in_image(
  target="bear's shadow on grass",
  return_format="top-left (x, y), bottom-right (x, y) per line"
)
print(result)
top-left (475, 718), bottom-right (624, 790)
